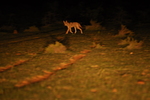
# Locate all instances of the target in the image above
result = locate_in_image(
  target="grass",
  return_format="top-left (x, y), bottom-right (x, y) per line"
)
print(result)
top-left (0, 27), bottom-right (150, 100)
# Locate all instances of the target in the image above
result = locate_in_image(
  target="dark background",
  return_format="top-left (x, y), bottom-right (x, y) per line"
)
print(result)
top-left (0, 0), bottom-right (149, 30)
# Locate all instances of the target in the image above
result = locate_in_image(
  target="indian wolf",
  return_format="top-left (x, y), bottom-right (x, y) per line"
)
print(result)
top-left (63, 21), bottom-right (83, 34)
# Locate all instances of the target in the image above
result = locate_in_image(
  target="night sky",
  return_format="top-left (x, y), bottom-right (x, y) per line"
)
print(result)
top-left (1, 0), bottom-right (149, 12)
top-left (0, 0), bottom-right (149, 28)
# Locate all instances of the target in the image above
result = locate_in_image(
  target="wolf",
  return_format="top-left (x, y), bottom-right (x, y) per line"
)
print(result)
top-left (63, 21), bottom-right (83, 34)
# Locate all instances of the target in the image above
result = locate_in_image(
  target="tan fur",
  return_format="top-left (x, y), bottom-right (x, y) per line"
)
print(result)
top-left (63, 21), bottom-right (83, 34)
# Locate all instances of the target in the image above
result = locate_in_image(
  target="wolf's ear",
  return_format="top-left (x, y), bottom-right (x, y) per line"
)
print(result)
top-left (63, 20), bottom-right (66, 23)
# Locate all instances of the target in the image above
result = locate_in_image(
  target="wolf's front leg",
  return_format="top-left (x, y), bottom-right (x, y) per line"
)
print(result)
top-left (80, 28), bottom-right (83, 34)
top-left (69, 28), bottom-right (73, 34)
top-left (66, 28), bottom-right (70, 34)
top-left (77, 27), bottom-right (83, 34)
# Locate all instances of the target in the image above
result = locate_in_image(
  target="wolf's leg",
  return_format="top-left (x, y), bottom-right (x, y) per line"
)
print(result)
top-left (78, 27), bottom-right (83, 34)
top-left (74, 27), bottom-right (77, 33)
top-left (66, 29), bottom-right (69, 34)
top-left (66, 27), bottom-right (69, 34)
top-left (69, 27), bottom-right (73, 34)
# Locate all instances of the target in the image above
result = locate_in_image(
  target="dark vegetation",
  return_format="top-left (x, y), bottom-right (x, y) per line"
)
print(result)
top-left (0, 0), bottom-right (149, 32)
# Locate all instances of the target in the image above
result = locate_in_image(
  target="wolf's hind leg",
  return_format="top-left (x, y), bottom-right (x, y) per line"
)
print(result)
top-left (74, 27), bottom-right (77, 33)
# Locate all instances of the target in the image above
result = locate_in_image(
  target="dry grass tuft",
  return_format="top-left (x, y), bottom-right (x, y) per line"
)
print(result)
top-left (85, 20), bottom-right (105, 30)
top-left (118, 36), bottom-right (143, 49)
top-left (125, 40), bottom-right (143, 50)
top-left (115, 25), bottom-right (134, 37)
top-left (91, 42), bottom-right (105, 49)
top-left (118, 36), bottom-right (133, 45)
top-left (23, 26), bottom-right (40, 33)
top-left (44, 41), bottom-right (66, 53)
